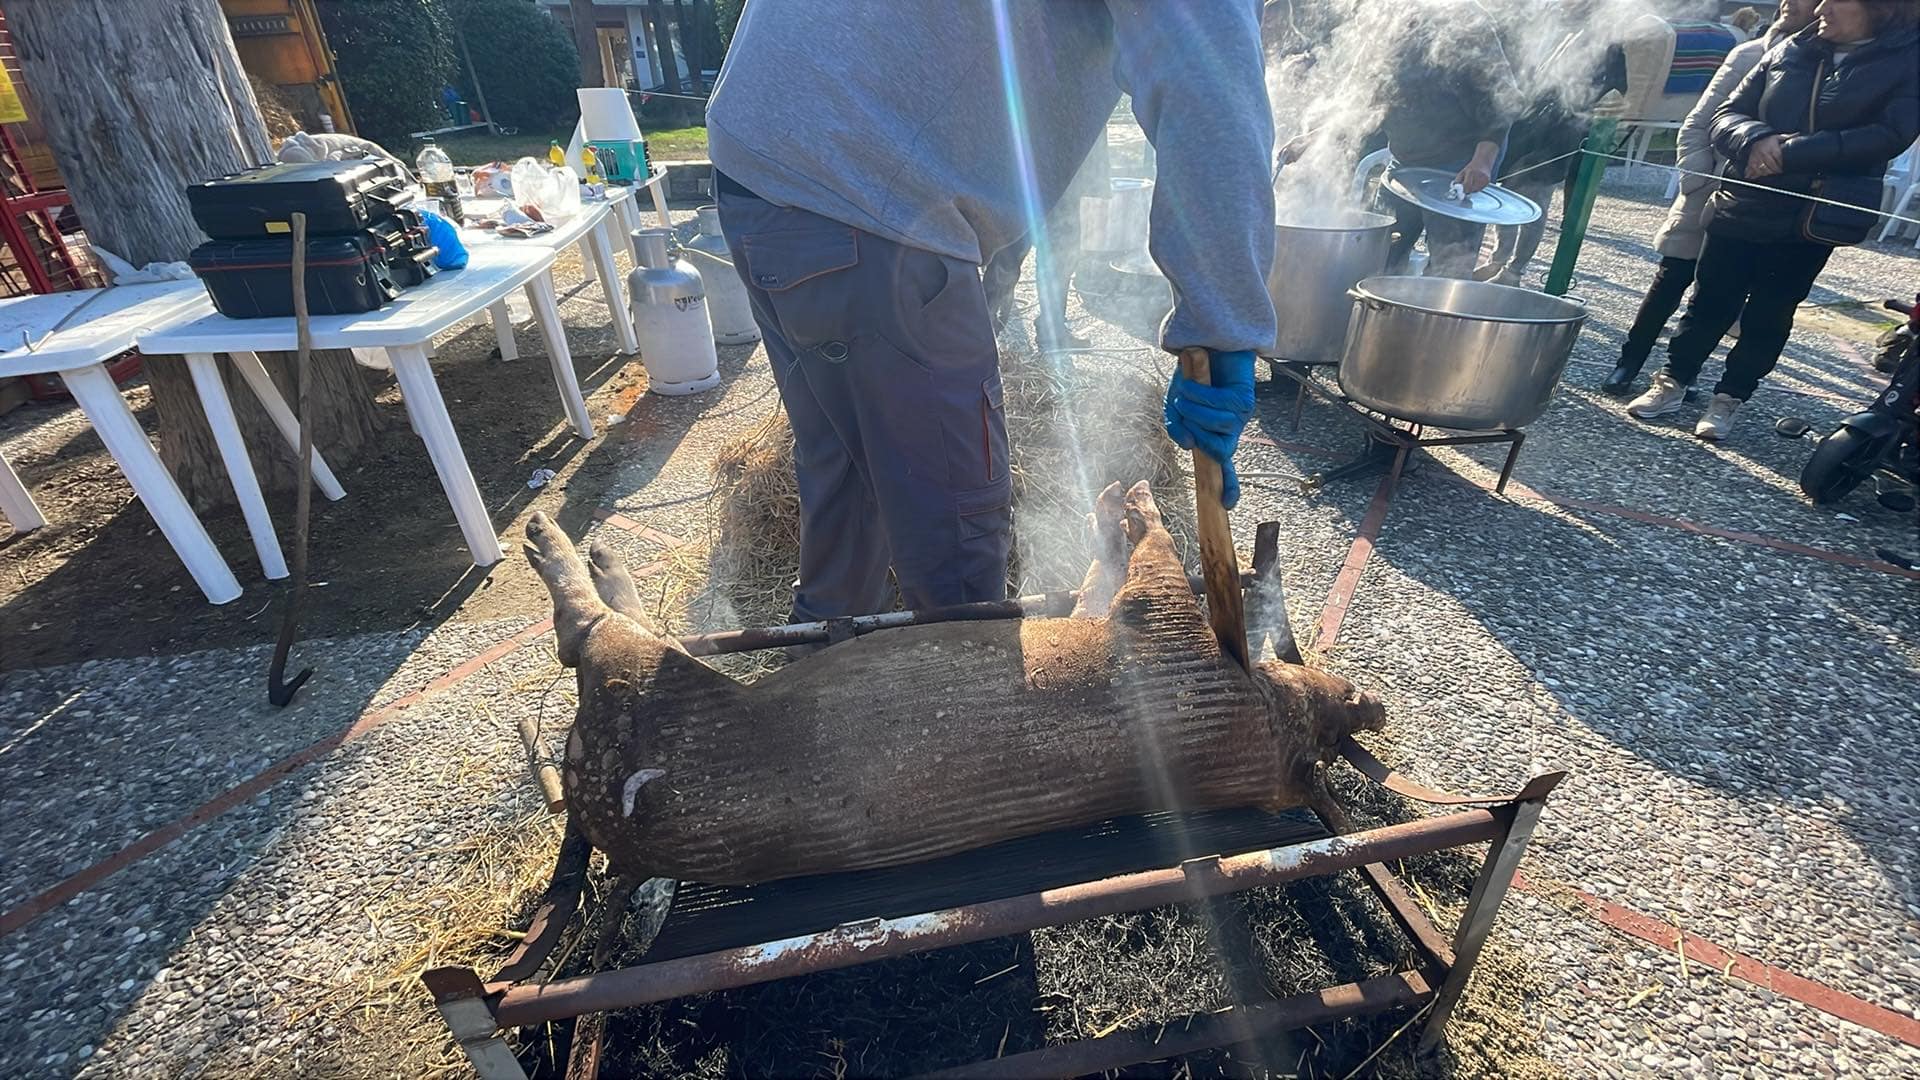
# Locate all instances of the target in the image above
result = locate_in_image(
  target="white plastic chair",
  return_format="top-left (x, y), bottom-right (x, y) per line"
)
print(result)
top-left (1877, 137), bottom-right (1919, 244)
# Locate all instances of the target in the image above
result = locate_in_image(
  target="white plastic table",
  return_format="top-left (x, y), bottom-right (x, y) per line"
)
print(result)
top-left (466, 165), bottom-right (671, 363)
top-left (0, 282), bottom-right (273, 604)
top-left (139, 242), bottom-right (590, 568)
top-left (464, 194), bottom-right (638, 359)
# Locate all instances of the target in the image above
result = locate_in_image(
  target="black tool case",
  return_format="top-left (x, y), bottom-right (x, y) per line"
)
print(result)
top-left (187, 159), bottom-right (412, 239)
top-left (188, 212), bottom-right (439, 318)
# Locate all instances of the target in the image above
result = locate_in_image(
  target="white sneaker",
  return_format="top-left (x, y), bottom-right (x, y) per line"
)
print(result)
top-left (1627, 372), bottom-right (1689, 419)
top-left (1694, 393), bottom-right (1742, 441)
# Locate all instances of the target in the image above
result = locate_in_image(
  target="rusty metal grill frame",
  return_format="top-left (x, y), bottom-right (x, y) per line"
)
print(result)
top-left (429, 573), bottom-right (1562, 1079)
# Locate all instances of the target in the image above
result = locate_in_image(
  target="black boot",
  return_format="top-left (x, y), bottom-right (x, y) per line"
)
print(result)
top-left (1600, 361), bottom-right (1642, 396)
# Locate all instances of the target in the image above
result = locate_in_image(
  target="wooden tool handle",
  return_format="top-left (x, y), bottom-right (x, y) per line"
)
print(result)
top-left (1178, 347), bottom-right (1250, 671)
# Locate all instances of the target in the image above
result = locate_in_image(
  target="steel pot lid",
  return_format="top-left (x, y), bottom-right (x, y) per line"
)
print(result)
top-left (1382, 166), bottom-right (1541, 226)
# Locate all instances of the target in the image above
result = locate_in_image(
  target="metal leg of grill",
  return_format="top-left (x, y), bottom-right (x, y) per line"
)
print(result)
top-left (424, 967), bottom-right (530, 1080)
top-left (1417, 792), bottom-right (1549, 1051)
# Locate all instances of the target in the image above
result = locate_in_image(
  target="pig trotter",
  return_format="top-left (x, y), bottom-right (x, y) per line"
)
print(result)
top-left (1121, 479), bottom-right (1163, 542)
top-left (526, 512), bottom-right (607, 667)
top-left (1073, 481), bottom-right (1133, 618)
top-left (589, 541), bottom-right (656, 630)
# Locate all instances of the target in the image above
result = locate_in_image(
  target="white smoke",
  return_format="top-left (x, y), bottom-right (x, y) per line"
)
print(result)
top-left (1263, 0), bottom-right (1728, 221)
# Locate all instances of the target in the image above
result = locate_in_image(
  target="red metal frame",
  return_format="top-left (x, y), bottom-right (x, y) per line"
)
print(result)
top-left (0, 11), bottom-right (95, 299)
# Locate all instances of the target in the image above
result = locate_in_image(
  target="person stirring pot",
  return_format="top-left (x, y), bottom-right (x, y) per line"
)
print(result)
top-left (1278, 1), bottom-right (1520, 279)
top-left (1627, 0), bottom-right (1920, 440)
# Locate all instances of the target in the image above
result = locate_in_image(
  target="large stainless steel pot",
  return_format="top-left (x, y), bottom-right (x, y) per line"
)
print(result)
top-left (1338, 276), bottom-right (1587, 431)
top-left (1267, 211), bottom-right (1394, 364)
top-left (1082, 176), bottom-right (1152, 254)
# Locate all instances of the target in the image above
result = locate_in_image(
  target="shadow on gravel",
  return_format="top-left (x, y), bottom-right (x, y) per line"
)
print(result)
top-left (0, 305), bottom-right (717, 1075)
top-left (1352, 421), bottom-right (1920, 919)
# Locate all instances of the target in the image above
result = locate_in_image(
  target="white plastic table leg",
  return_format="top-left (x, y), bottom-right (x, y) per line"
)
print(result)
top-left (525, 275), bottom-right (596, 440)
top-left (225, 350), bottom-right (347, 502)
top-left (184, 353), bottom-right (288, 579)
top-left (488, 300), bottom-right (518, 362)
top-left (385, 343), bottom-right (506, 566)
top-left (649, 176), bottom-right (671, 227)
top-left (61, 364), bottom-right (243, 604)
top-left (584, 226), bottom-right (639, 354)
top-left (612, 197), bottom-right (642, 255)
top-left (600, 212), bottom-right (625, 272)
top-left (0, 450), bottom-right (47, 532)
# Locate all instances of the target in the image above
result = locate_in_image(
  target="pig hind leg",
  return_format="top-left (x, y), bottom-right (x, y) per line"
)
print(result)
top-left (1110, 481), bottom-right (1207, 628)
top-left (525, 512), bottom-right (608, 667)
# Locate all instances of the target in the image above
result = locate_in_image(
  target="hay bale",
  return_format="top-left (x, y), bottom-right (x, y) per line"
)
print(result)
top-left (659, 353), bottom-right (1191, 642)
top-left (250, 75), bottom-right (305, 140)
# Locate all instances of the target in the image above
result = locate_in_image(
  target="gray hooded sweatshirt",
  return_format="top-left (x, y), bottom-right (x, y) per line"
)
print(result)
top-left (705, 0), bottom-right (1277, 354)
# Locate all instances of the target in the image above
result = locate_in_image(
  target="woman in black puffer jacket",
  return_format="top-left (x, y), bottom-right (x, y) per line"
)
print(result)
top-left (1628, 0), bottom-right (1919, 441)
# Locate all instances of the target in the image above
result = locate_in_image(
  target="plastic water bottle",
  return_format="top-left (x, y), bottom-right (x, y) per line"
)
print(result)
top-left (415, 138), bottom-right (464, 225)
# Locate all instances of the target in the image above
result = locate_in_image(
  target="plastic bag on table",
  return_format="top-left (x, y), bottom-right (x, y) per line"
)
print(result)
top-left (541, 166), bottom-right (581, 220)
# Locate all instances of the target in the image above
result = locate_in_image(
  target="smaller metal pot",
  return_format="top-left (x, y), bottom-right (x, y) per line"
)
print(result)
top-left (1338, 276), bottom-right (1587, 431)
top-left (1267, 211), bottom-right (1394, 364)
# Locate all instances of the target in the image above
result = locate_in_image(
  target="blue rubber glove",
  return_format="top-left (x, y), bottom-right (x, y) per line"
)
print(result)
top-left (1164, 349), bottom-right (1256, 510)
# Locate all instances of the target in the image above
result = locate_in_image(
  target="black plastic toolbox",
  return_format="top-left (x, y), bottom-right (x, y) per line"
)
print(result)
top-left (188, 215), bottom-right (439, 318)
top-left (187, 160), bottom-right (412, 239)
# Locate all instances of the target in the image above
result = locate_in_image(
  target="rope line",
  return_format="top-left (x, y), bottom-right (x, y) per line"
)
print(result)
top-left (1580, 147), bottom-right (1920, 227)
top-left (1485, 145), bottom-right (1920, 228)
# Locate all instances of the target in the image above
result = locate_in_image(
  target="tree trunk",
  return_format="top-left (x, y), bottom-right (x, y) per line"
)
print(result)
top-left (568, 0), bottom-right (604, 88)
top-left (7, 0), bottom-right (382, 509)
top-left (678, 0), bottom-right (702, 93)
top-left (646, 1), bottom-right (683, 95)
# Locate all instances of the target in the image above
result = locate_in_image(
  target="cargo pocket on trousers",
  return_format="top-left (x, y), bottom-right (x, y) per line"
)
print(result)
top-left (955, 477), bottom-right (1012, 550)
top-left (739, 225), bottom-right (860, 351)
top-left (957, 376), bottom-right (1011, 549)
top-left (980, 377), bottom-right (1006, 485)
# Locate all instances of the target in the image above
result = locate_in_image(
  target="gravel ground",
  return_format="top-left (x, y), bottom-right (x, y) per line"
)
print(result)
top-left (1, 171), bottom-right (1917, 1077)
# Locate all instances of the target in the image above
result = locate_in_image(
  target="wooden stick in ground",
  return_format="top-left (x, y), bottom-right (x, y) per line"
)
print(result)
top-left (1178, 347), bottom-right (1250, 671)
top-left (267, 211), bottom-right (316, 706)
top-left (517, 711), bottom-right (568, 812)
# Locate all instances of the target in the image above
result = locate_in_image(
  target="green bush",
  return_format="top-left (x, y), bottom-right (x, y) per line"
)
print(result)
top-left (315, 0), bottom-right (458, 150)
top-left (450, 0), bottom-right (582, 135)
top-left (714, 0), bottom-right (742, 47)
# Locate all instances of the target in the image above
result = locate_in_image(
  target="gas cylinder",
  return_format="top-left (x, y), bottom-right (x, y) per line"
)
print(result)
top-left (681, 205), bottom-right (761, 346)
top-left (626, 228), bottom-right (721, 395)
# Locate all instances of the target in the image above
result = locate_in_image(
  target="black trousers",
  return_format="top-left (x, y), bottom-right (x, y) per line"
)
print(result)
top-left (1621, 255), bottom-right (1697, 370)
top-left (1663, 234), bottom-right (1831, 400)
top-left (1383, 188), bottom-right (1486, 278)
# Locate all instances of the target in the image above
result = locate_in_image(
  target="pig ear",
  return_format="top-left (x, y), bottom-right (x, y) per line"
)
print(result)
top-left (525, 512), bottom-right (606, 667)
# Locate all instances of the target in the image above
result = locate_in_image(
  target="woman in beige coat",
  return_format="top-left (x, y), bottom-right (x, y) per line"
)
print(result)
top-left (1602, 0), bottom-right (1816, 395)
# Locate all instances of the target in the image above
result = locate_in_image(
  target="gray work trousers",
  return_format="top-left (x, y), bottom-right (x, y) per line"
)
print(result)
top-left (718, 185), bottom-right (1012, 622)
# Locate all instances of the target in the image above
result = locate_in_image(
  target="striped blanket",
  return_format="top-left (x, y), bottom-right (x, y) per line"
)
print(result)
top-left (1665, 22), bottom-right (1740, 95)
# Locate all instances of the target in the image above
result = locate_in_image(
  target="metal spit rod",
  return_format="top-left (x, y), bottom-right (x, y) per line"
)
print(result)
top-left (672, 572), bottom-right (1262, 658)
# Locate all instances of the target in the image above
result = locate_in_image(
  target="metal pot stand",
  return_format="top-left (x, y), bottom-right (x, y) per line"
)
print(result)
top-left (1270, 360), bottom-right (1529, 497)
top-left (422, 565), bottom-right (1562, 1078)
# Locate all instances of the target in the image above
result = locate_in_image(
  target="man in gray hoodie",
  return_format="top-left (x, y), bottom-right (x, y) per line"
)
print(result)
top-left (707, 1), bottom-right (1277, 624)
